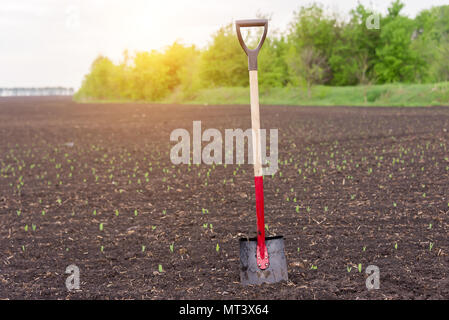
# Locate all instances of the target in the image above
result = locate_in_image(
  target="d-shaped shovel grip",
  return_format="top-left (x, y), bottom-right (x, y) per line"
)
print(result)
top-left (235, 19), bottom-right (268, 71)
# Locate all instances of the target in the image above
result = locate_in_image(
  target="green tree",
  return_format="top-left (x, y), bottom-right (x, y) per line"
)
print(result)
top-left (199, 23), bottom-right (247, 87)
top-left (375, 15), bottom-right (425, 83)
top-left (287, 4), bottom-right (336, 88)
top-left (372, 1), bottom-right (426, 83)
top-left (329, 4), bottom-right (381, 86)
top-left (129, 50), bottom-right (170, 100)
top-left (76, 56), bottom-right (123, 100)
top-left (415, 5), bottom-right (449, 82)
top-left (258, 36), bottom-right (290, 88)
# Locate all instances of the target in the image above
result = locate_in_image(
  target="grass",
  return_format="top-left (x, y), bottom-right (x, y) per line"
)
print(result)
top-left (171, 82), bottom-right (449, 107)
top-left (74, 82), bottom-right (449, 107)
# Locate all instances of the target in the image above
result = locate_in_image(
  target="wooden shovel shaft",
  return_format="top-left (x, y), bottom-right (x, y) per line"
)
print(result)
top-left (249, 70), bottom-right (268, 266)
top-left (250, 70), bottom-right (263, 177)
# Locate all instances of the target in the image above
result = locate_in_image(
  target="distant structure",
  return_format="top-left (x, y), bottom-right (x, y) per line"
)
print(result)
top-left (0, 87), bottom-right (74, 97)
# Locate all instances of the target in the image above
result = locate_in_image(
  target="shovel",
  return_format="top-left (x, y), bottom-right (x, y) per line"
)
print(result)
top-left (235, 19), bottom-right (288, 285)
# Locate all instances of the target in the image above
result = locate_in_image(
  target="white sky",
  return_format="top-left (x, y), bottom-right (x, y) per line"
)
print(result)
top-left (1, 0), bottom-right (448, 89)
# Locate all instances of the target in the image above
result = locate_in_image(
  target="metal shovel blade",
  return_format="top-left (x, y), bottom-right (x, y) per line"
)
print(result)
top-left (239, 236), bottom-right (288, 285)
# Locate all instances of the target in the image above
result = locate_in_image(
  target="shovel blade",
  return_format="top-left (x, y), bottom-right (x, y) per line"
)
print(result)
top-left (239, 236), bottom-right (288, 285)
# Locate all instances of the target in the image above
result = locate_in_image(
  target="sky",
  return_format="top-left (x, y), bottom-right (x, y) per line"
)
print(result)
top-left (1, 0), bottom-right (448, 89)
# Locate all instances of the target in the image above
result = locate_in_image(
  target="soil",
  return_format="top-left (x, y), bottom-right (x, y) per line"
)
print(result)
top-left (0, 97), bottom-right (448, 299)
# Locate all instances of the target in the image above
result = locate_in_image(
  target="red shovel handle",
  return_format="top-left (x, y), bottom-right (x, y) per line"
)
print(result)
top-left (255, 176), bottom-right (269, 269)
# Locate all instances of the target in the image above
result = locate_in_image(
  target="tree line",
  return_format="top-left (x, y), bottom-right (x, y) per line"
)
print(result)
top-left (75, 1), bottom-right (449, 101)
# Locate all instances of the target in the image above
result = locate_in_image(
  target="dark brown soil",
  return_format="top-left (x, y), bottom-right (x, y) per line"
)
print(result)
top-left (1, 97), bottom-right (448, 299)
